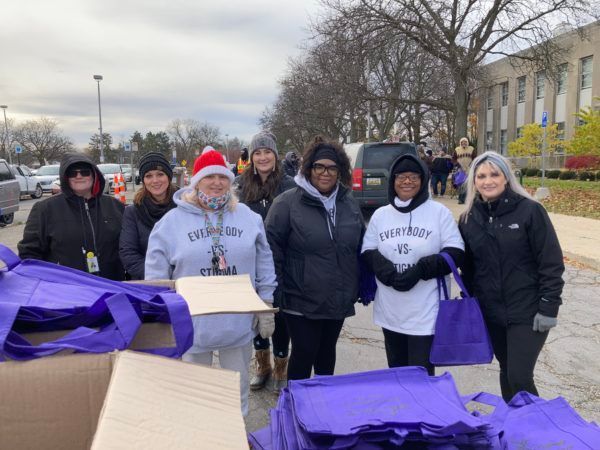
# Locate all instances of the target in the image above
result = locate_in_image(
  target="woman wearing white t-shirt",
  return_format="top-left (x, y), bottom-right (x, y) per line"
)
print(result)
top-left (362, 154), bottom-right (464, 375)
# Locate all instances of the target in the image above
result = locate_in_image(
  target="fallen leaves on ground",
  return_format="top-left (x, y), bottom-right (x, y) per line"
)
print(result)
top-left (524, 186), bottom-right (600, 220)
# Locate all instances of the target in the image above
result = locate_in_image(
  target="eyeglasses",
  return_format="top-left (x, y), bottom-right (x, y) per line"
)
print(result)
top-left (395, 174), bottom-right (420, 183)
top-left (312, 163), bottom-right (339, 176)
top-left (66, 168), bottom-right (92, 178)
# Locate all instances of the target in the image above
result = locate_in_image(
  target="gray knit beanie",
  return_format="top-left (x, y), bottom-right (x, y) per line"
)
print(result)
top-left (249, 131), bottom-right (278, 159)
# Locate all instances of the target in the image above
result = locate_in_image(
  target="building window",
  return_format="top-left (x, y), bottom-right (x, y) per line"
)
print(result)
top-left (516, 127), bottom-right (523, 138)
top-left (501, 82), bottom-right (508, 106)
top-left (581, 56), bottom-right (593, 89)
top-left (500, 130), bottom-right (507, 154)
top-left (536, 71), bottom-right (545, 99)
top-left (486, 131), bottom-right (493, 150)
top-left (517, 77), bottom-right (526, 103)
top-left (556, 122), bottom-right (565, 140)
top-left (557, 64), bottom-right (568, 94)
top-left (487, 87), bottom-right (494, 109)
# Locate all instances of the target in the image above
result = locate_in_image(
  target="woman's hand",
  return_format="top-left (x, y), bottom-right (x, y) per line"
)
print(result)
top-left (392, 265), bottom-right (423, 291)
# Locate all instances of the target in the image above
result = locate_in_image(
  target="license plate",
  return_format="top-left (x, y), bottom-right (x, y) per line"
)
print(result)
top-left (366, 178), bottom-right (381, 185)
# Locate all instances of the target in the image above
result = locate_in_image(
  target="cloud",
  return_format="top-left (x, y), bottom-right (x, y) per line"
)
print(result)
top-left (0, 0), bottom-right (321, 149)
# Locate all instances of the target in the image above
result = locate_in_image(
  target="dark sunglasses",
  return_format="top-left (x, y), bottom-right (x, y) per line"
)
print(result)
top-left (67, 168), bottom-right (92, 178)
top-left (312, 163), bottom-right (339, 176)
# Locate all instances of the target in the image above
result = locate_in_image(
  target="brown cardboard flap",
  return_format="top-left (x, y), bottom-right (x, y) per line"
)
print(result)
top-left (0, 353), bottom-right (114, 450)
top-left (175, 274), bottom-right (277, 315)
top-left (92, 351), bottom-right (247, 449)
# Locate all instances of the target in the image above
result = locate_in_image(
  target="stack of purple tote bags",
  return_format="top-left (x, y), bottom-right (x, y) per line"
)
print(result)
top-left (249, 366), bottom-right (497, 449)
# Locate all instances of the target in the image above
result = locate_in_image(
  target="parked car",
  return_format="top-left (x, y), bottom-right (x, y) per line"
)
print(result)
top-left (9, 165), bottom-right (43, 199)
top-left (51, 179), bottom-right (61, 195)
top-left (97, 164), bottom-right (126, 192)
top-left (0, 159), bottom-right (20, 227)
top-left (35, 164), bottom-right (61, 193)
top-left (348, 142), bottom-right (418, 211)
top-left (121, 164), bottom-right (133, 182)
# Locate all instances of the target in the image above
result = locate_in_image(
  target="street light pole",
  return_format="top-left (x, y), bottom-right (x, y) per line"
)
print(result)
top-left (93, 75), bottom-right (104, 163)
top-left (0, 105), bottom-right (11, 164)
top-left (225, 134), bottom-right (229, 164)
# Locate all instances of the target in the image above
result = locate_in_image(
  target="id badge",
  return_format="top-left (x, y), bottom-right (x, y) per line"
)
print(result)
top-left (86, 251), bottom-right (100, 274)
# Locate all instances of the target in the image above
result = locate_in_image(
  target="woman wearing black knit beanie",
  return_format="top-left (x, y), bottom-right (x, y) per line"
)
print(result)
top-left (119, 152), bottom-right (177, 279)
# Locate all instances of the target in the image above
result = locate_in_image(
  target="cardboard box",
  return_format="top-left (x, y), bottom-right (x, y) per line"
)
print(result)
top-left (0, 351), bottom-right (248, 449)
top-left (21, 273), bottom-right (277, 354)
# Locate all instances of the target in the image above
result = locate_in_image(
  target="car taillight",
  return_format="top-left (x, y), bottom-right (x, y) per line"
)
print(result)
top-left (352, 168), bottom-right (363, 191)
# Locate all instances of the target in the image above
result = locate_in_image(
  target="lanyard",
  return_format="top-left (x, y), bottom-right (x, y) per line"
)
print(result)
top-left (203, 210), bottom-right (227, 271)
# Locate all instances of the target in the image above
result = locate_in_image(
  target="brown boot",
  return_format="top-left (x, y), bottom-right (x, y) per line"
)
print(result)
top-left (250, 349), bottom-right (272, 390)
top-left (272, 356), bottom-right (288, 393)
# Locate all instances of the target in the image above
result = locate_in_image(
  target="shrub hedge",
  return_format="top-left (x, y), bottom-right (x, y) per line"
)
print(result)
top-left (558, 170), bottom-right (577, 180)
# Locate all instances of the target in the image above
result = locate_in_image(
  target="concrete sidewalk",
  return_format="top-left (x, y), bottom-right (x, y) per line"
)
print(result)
top-left (436, 196), bottom-right (600, 271)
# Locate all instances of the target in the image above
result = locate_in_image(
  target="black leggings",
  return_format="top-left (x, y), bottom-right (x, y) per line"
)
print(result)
top-left (253, 311), bottom-right (290, 358)
top-left (487, 322), bottom-right (548, 402)
top-left (382, 328), bottom-right (435, 376)
top-left (284, 313), bottom-right (344, 380)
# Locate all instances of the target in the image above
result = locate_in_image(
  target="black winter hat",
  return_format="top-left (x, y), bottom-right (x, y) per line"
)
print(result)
top-left (391, 158), bottom-right (423, 177)
top-left (138, 152), bottom-right (173, 180)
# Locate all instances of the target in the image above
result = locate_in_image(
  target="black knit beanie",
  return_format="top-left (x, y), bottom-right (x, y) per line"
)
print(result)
top-left (392, 158), bottom-right (422, 178)
top-left (138, 152), bottom-right (173, 180)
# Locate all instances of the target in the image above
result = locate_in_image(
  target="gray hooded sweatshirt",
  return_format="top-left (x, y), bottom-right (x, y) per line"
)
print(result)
top-left (145, 187), bottom-right (277, 353)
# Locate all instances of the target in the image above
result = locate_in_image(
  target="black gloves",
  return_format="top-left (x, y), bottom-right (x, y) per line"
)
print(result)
top-left (391, 265), bottom-right (423, 291)
top-left (415, 247), bottom-right (465, 280)
top-left (362, 249), bottom-right (397, 286)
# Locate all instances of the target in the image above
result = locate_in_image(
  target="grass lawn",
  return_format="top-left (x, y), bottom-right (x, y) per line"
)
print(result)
top-left (522, 178), bottom-right (600, 220)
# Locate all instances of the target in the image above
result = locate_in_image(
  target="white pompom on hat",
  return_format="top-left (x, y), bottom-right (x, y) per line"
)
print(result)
top-left (190, 150), bottom-right (234, 187)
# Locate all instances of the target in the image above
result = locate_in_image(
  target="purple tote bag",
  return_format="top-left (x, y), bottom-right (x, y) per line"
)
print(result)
top-left (0, 244), bottom-right (193, 360)
top-left (429, 252), bottom-right (493, 366)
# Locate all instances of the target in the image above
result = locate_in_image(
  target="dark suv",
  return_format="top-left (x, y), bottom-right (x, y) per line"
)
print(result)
top-left (350, 142), bottom-right (417, 210)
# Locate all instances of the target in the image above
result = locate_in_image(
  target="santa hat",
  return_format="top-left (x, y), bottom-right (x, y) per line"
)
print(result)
top-left (202, 145), bottom-right (216, 154)
top-left (190, 150), bottom-right (234, 187)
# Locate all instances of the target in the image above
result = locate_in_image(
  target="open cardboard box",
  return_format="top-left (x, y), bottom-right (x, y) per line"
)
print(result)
top-left (0, 274), bottom-right (276, 449)
top-left (0, 351), bottom-right (248, 449)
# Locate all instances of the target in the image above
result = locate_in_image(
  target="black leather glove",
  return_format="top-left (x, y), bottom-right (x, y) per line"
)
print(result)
top-left (415, 247), bottom-right (465, 280)
top-left (392, 264), bottom-right (423, 292)
top-left (362, 249), bottom-right (397, 286)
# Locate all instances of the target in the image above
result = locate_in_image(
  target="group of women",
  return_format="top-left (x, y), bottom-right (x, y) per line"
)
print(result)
top-left (17, 134), bottom-right (564, 415)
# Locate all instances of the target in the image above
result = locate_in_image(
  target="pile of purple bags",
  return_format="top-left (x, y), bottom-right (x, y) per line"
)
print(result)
top-left (249, 367), bottom-right (600, 449)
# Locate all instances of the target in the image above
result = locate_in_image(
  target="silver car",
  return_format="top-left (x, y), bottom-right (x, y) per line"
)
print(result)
top-left (0, 159), bottom-right (20, 226)
top-left (35, 164), bottom-right (61, 193)
top-left (10, 164), bottom-right (44, 199)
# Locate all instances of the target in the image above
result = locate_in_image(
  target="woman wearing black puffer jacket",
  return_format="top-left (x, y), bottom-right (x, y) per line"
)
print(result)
top-left (459, 151), bottom-right (564, 402)
top-left (265, 136), bottom-right (364, 381)
top-left (235, 131), bottom-right (296, 392)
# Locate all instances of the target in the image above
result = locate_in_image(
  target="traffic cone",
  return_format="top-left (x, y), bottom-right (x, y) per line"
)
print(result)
top-left (119, 173), bottom-right (126, 203)
top-left (113, 173), bottom-right (121, 201)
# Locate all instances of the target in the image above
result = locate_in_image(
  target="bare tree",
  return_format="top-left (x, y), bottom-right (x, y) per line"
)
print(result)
top-left (320, 0), bottom-right (594, 143)
top-left (13, 117), bottom-right (74, 166)
top-left (166, 119), bottom-right (221, 165)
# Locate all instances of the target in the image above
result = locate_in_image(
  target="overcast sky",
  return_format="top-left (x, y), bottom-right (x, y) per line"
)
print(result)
top-left (0, 0), bottom-right (321, 149)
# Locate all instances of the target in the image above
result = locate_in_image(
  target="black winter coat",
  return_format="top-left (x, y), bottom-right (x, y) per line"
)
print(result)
top-left (459, 189), bottom-right (564, 326)
top-left (235, 174), bottom-right (296, 221)
top-left (119, 205), bottom-right (152, 280)
top-left (265, 184), bottom-right (364, 320)
top-left (18, 153), bottom-right (125, 281)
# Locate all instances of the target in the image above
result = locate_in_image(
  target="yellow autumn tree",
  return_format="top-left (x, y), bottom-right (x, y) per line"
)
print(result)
top-left (567, 97), bottom-right (600, 157)
top-left (508, 123), bottom-right (561, 157)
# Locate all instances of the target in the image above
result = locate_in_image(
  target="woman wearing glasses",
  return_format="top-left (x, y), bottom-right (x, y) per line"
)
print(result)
top-left (19, 153), bottom-right (125, 280)
top-left (361, 153), bottom-right (464, 375)
top-left (265, 136), bottom-right (364, 381)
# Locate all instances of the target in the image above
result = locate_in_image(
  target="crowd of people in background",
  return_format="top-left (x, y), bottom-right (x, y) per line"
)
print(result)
top-left (16, 133), bottom-right (564, 417)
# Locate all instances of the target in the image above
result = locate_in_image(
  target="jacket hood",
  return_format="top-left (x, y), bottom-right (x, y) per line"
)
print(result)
top-left (388, 153), bottom-right (430, 213)
top-left (59, 153), bottom-right (105, 198)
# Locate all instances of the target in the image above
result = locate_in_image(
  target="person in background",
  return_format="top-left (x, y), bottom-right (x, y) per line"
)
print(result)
top-left (265, 136), bottom-right (364, 381)
top-left (235, 147), bottom-right (250, 175)
top-left (119, 152), bottom-right (176, 280)
top-left (282, 151), bottom-right (300, 177)
top-left (430, 150), bottom-right (453, 197)
top-left (459, 151), bottom-right (564, 402)
top-left (18, 153), bottom-right (125, 280)
top-left (453, 137), bottom-right (476, 204)
top-left (236, 131), bottom-right (296, 392)
top-left (362, 154), bottom-right (464, 375)
top-left (145, 149), bottom-right (277, 416)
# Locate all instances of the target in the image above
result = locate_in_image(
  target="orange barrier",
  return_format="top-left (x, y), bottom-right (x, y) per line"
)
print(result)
top-left (113, 173), bottom-right (126, 204)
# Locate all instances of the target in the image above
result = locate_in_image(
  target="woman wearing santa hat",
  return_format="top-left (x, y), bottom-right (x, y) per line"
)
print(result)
top-left (145, 149), bottom-right (277, 416)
